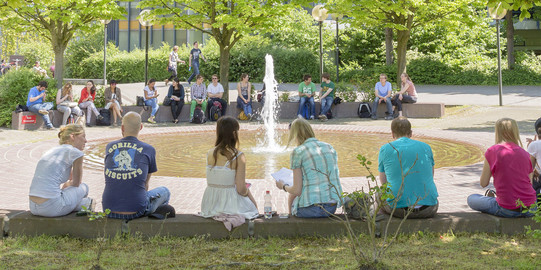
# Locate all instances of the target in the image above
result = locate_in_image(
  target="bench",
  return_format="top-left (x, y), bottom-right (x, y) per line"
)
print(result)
top-left (3, 210), bottom-right (538, 239)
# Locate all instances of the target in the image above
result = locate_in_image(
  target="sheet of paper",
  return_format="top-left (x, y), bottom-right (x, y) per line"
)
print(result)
top-left (271, 167), bottom-right (293, 186)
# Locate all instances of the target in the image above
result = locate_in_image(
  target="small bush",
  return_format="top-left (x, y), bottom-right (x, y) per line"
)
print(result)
top-left (0, 69), bottom-right (56, 126)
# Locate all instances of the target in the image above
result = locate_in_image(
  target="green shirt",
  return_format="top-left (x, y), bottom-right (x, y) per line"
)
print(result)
top-left (320, 81), bottom-right (335, 98)
top-left (298, 82), bottom-right (316, 95)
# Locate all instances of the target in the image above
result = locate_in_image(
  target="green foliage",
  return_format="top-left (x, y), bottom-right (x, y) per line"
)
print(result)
top-left (279, 92), bottom-right (289, 102)
top-left (65, 29), bottom-right (105, 78)
top-left (18, 40), bottom-right (54, 69)
top-left (339, 27), bottom-right (386, 68)
top-left (0, 69), bottom-right (56, 127)
top-left (334, 82), bottom-right (357, 102)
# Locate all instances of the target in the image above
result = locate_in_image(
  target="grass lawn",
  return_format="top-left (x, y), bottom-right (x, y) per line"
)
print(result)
top-left (0, 232), bottom-right (539, 269)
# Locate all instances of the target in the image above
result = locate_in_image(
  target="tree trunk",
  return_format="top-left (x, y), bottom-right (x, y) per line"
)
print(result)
top-left (218, 45), bottom-right (231, 102)
top-left (385, 28), bottom-right (394, 66)
top-left (506, 10), bottom-right (515, 70)
top-left (53, 45), bottom-right (66, 90)
top-left (395, 29), bottom-right (410, 86)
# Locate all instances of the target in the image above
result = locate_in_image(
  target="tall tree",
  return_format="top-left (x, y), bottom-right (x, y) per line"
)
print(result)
top-left (506, 10), bottom-right (515, 69)
top-left (330, 0), bottom-right (480, 84)
top-left (0, 0), bottom-right (125, 89)
top-left (385, 27), bottom-right (393, 66)
top-left (138, 0), bottom-right (298, 97)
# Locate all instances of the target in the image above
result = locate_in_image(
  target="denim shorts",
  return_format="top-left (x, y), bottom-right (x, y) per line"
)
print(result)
top-left (295, 203), bottom-right (337, 218)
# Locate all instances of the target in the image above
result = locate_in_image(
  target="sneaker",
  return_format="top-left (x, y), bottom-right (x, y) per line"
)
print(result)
top-left (371, 115), bottom-right (377, 120)
top-left (320, 115), bottom-right (328, 122)
top-left (310, 115), bottom-right (315, 120)
top-left (86, 123), bottom-right (93, 127)
top-left (297, 114), bottom-right (303, 119)
top-left (97, 114), bottom-right (104, 121)
top-left (248, 114), bottom-right (254, 121)
top-left (148, 116), bottom-right (156, 124)
top-left (173, 119), bottom-right (179, 124)
top-left (38, 109), bottom-right (49, 115)
top-left (385, 115), bottom-right (393, 120)
top-left (46, 125), bottom-right (55, 130)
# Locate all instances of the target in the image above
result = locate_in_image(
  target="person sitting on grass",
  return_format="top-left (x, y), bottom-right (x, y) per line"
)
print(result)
top-left (297, 74), bottom-right (316, 120)
top-left (104, 79), bottom-right (123, 126)
top-left (102, 112), bottom-right (173, 220)
top-left (143, 78), bottom-right (160, 124)
top-left (27, 80), bottom-right (54, 130)
top-left (467, 118), bottom-right (537, 217)
top-left (371, 73), bottom-right (394, 120)
top-left (190, 75), bottom-right (207, 122)
top-left (275, 118), bottom-right (343, 218)
top-left (200, 116), bottom-right (259, 219)
top-left (378, 116), bottom-right (439, 218)
top-left (29, 124), bottom-right (94, 217)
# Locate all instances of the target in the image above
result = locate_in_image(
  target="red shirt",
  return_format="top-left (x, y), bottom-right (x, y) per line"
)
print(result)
top-left (78, 87), bottom-right (96, 104)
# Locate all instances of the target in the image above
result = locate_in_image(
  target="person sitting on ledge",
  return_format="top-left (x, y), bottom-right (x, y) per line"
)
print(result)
top-left (29, 124), bottom-right (94, 217)
top-left (207, 74), bottom-right (227, 118)
top-left (167, 77), bottom-right (185, 124)
top-left (190, 74), bottom-right (207, 122)
top-left (102, 112), bottom-right (173, 220)
top-left (378, 116), bottom-right (439, 218)
top-left (297, 74), bottom-right (316, 120)
top-left (200, 116), bottom-right (258, 219)
top-left (526, 118), bottom-right (541, 199)
top-left (275, 118), bottom-right (343, 218)
top-left (143, 78), bottom-right (160, 124)
top-left (467, 118), bottom-right (537, 217)
top-left (78, 80), bottom-right (103, 127)
top-left (392, 73), bottom-right (418, 118)
top-left (371, 73), bottom-right (394, 120)
top-left (27, 80), bottom-right (54, 130)
top-left (104, 79), bottom-right (123, 126)
top-left (56, 83), bottom-right (82, 126)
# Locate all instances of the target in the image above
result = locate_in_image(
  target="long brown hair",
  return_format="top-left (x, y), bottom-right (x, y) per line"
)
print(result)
top-left (213, 116), bottom-right (240, 168)
top-left (61, 83), bottom-right (72, 98)
top-left (87, 80), bottom-right (96, 95)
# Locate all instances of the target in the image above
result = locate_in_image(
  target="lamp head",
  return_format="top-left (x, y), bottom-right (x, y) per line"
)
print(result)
top-left (488, 2), bottom-right (507, 20)
top-left (138, 9), bottom-right (153, 27)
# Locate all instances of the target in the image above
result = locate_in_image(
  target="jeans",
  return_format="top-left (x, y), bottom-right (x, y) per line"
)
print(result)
top-left (320, 96), bottom-right (334, 116)
top-left (28, 102), bottom-right (53, 128)
top-left (168, 66), bottom-right (177, 81)
top-left (297, 96), bottom-right (315, 118)
top-left (372, 96), bottom-right (393, 116)
top-left (170, 100), bottom-right (184, 121)
top-left (381, 201), bottom-right (439, 219)
top-left (190, 99), bottom-right (208, 119)
top-left (29, 183), bottom-right (91, 217)
top-left (79, 101), bottom-right (100, 124)
top-left (392, 94), bottom-right (417, 112)
top-left (295, 203), bottom-right (337, 218)
top-left (57, 105), bottom-right (82, 126)
top-left (187, 62), bottom-right (200, 84)
top-left (144, 98), bottom-right (159, 117)
top-left (107, 186), bottom-right (171, 220)
top-left (236, 95), bottom-right (253, 116)
top-left (208, 98), bottom-right (227, 116)
top-left (467, 194), bottom-right (535, 218)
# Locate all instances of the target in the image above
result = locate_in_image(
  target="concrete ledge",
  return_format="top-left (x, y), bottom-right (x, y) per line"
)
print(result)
top-left (4, 211), bottom-right (539, 239)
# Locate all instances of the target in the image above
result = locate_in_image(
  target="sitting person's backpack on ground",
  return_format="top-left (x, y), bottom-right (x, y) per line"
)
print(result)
top-left (238, 111), bottom-right (249, 121)
top-left (326, 108), bottom-right (333, 120)
top-left (301, 103), bottom-right (310, 119)
top-left (96, 109), bottom-right (111, 126)
top-left (192, 105), bottom-right (205, 124)
top-left (358, 102), bottom-right (371, 118)
top-left (209, 101), bottom-right (222, 121)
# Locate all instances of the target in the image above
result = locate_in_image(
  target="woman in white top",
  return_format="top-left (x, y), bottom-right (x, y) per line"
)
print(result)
top-left (143, 78), bottom-right (160, 123)
top-left (29, 124), bottom-right (93, 217)
top-left (56, 83), bottom-right (82, 126)
top-left (165, 45), bottom-right (185, 85)
top-left (200, 116), bottom-right (258, 219)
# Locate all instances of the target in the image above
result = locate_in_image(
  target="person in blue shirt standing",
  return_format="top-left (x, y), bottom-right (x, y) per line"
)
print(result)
top-left (187, 41), bottom-right (207, 85)
top-left (371, 73), bottom-right (394, 120)
top-left (26, 80), bottom-right (54, 129)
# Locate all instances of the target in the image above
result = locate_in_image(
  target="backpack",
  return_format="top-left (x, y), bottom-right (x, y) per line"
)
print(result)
top-left (301, 102), bottom-right (310, 119)
top-left (238, 111), bottom-right (249, 120)
top-left (326, 108), bottom-right (333, 120)
top-left (192, 105), bottom-right (205, 124)
top-left (358, 102), bottom-right (372, 118)
top-left (209, 101), bottom-right (222, 121)
top-left (96, 109), bottom-right (111, 126)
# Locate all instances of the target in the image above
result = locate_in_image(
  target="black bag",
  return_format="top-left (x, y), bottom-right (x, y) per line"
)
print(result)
top-left (358, 102), bottom-right (372, 118)
top-left (163, 96), bottom-right (172, 106)
top-left (209, 101), bottom-right (222, 121)
top-left (96, 109), bottom-right (111, 126)
top-left (15, 104), bottom-right (28, 113)
top-left (192, 105), bottom-right (205, 124)
top-left (326, 108), bottom-right (333, 119)
top-left (333, 96), bottom-right (342, 105)
top-left (136, 96), bottom-right (145, 106)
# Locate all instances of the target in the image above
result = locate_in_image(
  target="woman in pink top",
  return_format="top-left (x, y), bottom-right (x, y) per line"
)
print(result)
top-left (467, 118), bottom-right (537, 217)
top-left (392, 73), bottom-right (418, 117)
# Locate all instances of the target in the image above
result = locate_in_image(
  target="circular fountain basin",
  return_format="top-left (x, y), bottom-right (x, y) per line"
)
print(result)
top-left (85, 129), bottom-right (483, 180)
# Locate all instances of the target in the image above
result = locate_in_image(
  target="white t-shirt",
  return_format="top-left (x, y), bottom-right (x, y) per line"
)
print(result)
top-left (207, 83), bottom-right (224, 95)
top-left (527, 140), bottom-right (541, 172)
top-left (143, 86), bottom-right (156, 101)
top-left (29, 144), bottom-right (84, 198)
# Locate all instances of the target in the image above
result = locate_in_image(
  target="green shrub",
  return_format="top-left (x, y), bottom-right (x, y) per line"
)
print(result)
top-left (18, 40), bottom-right (54, 71)
top-left (0, 69), bottom-right (57, 126)
top-left (335, 82), bottom-right (357, 102)
top-left (65, 29), bottom-right (104, 78)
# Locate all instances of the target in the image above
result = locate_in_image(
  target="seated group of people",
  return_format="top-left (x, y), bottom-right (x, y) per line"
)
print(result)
top-left (371, 73), bottom-right (418, 120)
top-left (26, 80), bottom-right (123, 129)
top-left (28, 111), bottom-right (540, 220)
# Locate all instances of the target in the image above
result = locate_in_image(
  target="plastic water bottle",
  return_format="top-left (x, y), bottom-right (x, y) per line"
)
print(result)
top-left (189, 66), bottom-right (192, 71)
top-left (264, 191), bottom-right (272, 219)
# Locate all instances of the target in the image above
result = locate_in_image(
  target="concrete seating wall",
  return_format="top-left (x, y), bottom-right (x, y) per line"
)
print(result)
top-left (11, 102), bottom-right (444, 130)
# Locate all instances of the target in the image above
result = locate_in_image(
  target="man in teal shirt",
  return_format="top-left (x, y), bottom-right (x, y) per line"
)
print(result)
top-left (318, 72), bottom-right (335, 121)
top-left (297, 74), bottom-right (316, 120)
top-left (378, 117), bottom-right (439, 218)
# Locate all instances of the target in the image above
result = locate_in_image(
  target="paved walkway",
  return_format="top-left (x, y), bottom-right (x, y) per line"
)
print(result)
top-left (2, 83), bottom-right (541, 215)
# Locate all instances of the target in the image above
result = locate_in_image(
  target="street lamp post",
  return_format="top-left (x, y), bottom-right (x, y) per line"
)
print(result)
top-left (100, 19), bottom-right (111, 87)
top-left (312, 5), bottom-right (327, 79)
top-left (139, 10), bottom-right (152, 85)
top-left (331, 13), bottom-right (343, 82)
top-left (488, 3), bottom-right (507, 106)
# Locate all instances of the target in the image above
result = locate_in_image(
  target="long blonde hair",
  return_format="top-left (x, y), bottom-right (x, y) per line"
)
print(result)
top-left (61, 83), bottom-right (73, 98)
top-left (288, 118), bottom-right (315, 146)
top-left (58, 124), bottom-right (84, 145)
top-left (495, 118), bottom-right (523, 147)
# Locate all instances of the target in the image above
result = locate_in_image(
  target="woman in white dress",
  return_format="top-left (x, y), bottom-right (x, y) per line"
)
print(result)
top-left (200, 116), bottom-right (258, 219)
